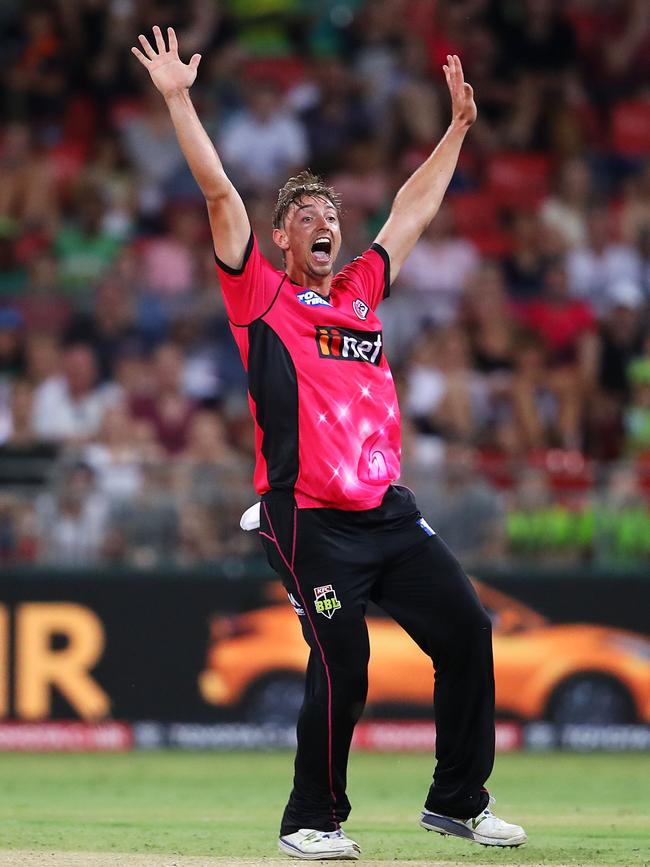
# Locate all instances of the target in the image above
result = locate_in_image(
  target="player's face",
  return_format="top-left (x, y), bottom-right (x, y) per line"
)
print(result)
top-left (278, 196), bottom-right (342, 280)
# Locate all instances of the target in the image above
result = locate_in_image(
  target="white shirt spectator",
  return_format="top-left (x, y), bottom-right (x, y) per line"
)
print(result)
top-left (567, 242), bottom-right (639, 316)
top-left (540, 198), bottom-right (587, 248)
top-left (405, 364), bottom-right (490, 425)
top-left (406, 365), bottom-right (448, 417)
top-left (83, 443), bottom-right (143, 502)
top-left (31, 376), bottom-right (120, 442)
top-left (396, 236), bottom-right (480, 325)
top-left (121, 109), bottom-right (185, 213)
top-left (220, 111), bottom-right (308, 189)
top-left (36, 488), bottom-right (109, 566)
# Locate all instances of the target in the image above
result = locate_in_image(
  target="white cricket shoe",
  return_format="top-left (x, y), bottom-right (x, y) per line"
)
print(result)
top-left (420, 798), bottom-right (527, 847)
top-left (278, 828), bottom-right (361, 860)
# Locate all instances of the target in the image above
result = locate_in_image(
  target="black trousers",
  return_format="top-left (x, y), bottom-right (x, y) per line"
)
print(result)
top-left (259, 485), bottom-right (495, 836)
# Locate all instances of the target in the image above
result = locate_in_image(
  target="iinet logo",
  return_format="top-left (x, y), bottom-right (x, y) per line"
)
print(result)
top-left (316, 326), bottom-right (383, 365)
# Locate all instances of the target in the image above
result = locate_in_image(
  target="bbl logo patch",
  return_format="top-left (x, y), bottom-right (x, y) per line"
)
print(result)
top-left (297, 289), bottom-right (331, 307)
top-left (417, 517), bottom-right (436, 537)
top-left (314, 584), bottom-right (341, 619)
top-left (353, 298), bottom-right (369, 320)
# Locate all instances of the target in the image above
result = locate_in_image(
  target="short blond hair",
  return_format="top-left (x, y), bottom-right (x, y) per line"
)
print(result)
top-left (273, 170), bottom-right (341, 229)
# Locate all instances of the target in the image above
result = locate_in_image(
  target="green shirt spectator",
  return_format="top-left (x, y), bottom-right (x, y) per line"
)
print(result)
top-left (54, 197), bottom-right (121, 297)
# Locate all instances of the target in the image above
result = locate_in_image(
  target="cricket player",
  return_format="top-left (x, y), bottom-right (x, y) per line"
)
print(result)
top-left (133, 26), bottom-right (527, 860)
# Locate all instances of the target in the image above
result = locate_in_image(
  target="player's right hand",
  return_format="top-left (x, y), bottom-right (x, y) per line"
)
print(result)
top-left (131, 26), bottom-right (201, 99)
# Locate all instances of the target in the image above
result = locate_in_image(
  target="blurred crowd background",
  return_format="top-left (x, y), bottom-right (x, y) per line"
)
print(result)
top-left (0, 0), bottom-right (649, 569)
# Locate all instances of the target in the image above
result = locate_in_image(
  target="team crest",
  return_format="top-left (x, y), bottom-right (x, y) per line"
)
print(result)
top-left (353, 298), bottom-right (369, 320)
top-left (314, 584), bottom-right (341, 619)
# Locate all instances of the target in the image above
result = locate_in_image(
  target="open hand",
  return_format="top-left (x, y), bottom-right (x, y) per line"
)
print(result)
top-left (443, 54), bottom-right (477, 128)
top-left (131, 26), bottom-right (201, 99)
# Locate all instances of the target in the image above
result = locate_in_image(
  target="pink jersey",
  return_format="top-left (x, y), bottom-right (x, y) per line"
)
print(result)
top-left (216, 234), bottom-right (401, 510)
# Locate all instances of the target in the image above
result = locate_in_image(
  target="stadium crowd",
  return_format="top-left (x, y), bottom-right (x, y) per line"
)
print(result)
top-left (0, 0), bottom-right (649, 567)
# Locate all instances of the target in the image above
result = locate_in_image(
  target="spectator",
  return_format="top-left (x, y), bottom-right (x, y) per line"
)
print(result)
top-left (395, 204), bottom-right (480, 325)
top-left (297, 57), bottom-right (373, 175)
top-left (83, 403), bottom-right (148, 503)
top-left (510, 332), bottom-right (580, 451)
top-left (633, 227), bottom-right (650, 299)
top-left (330, 137), bottom-right (388, 223)
top-left (624, 357), bottom-right (650, 455)
top-left (54, 192), bottom-right (122, 296)
top-left (0, 493), bottom-right (38, 564)
top-left (584, 280), bottom-right (646, 460)
top-left (76, 133), bottom-right (137, 242)
top-left (36, 462), bottom-right (109, 566)
top-left (140, 207), bottom-right (204, 304)
top-left (502, 212), bottom-right (547, 301)
top-left (0, 226), bottom-right (27, 297)
top-left (619, 163), bottom-right (650, 246)
top-left (120, 91), bottom-right (186, 215)
top-left (105, 461), bottom-right (179, 568)
top-left (15, 250), bottom-right (71, 333)
top-left (567, 207), bottom-right (640, 316)
top-left (174, 410), bottom-right (251, 533)
top-left (11, 6), bottom-right (69, 130)
top-left (400, 415), bottom-right (446, 471)
top-left (0, 378), bottom-right (36, 448)
top-left (31, 343), bottom-right (120, 442)
top-left (463, 262), bottom-right (518, 376)
top-left (503, 0), bottom-right (577, 78)
top-left (540, 157), bottom-right (592, 248)
top-left (219, 78), bottom-right (308, 193)
top-left (0, 308), bottom-right (26, 384)
top-left (0, 123), bottom-right (57, 231)
top-left (391, 34), bottom-right (444, 157)
top-left (462, 264), bottom-right (520, 447)
top-left (177, 501), bottom-right (223, 564)
top-left (64, 278), bottom-right (145, 382)
top-left (129, 342), bottom-right (197, 454)
top-left (0, 378), bottom-right (58, 488)
top-left (520, 258), bottom-right (596, 369)
top-left (410, 441), bottom-right (506, 561)
top-left (406, 325), bottom-right (490, 443)
top-left (170, 314), bottom-right (223, 406)
top-left (24, 331), bottom-right (62, 387)
top-left (599, 0), bottom-right (650, 87)
top-left (350, 0), bottom-right (406, 122)
top-left (592, 280), bottom-right (646, 401)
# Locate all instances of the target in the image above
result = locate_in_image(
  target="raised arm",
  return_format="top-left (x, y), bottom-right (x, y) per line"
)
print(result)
top-left (375, 55), bottom-right (477, 282)
top-left (132, 26), bottom-right (249, 269)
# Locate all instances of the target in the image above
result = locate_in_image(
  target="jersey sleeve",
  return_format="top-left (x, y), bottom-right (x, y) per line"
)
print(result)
top-left (334, 243), bottom-right (391, 311)
top-left (215, 232), bottom-right (283, 326)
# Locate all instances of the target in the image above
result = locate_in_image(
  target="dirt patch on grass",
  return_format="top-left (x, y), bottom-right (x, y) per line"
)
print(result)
top-left (0, 855), bottom-right (576, 867)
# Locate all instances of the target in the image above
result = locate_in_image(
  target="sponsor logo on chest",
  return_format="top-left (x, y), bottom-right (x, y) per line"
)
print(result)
top-left (315, 326), bottom-right (383, 365)
top-left (296, 289), bottom-right (331, 307)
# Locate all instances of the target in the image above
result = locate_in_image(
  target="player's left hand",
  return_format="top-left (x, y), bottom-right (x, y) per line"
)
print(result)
top-left (443, 54), bottom-right (477, 128)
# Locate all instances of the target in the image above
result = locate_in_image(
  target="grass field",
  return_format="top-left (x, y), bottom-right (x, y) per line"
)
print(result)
top-left (0, 751), bottom-right (648, 866)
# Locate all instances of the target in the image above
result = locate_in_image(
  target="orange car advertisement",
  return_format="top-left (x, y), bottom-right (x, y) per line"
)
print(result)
top-left (200, 580), bottom-right (650, 727)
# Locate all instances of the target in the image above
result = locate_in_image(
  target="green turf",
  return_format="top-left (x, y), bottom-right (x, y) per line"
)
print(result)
top-left (0, 751), bottom-right (648, 864)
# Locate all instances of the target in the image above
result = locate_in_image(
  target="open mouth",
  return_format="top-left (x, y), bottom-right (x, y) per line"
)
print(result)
top-left (311, 236), bottom-right (332, 264)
